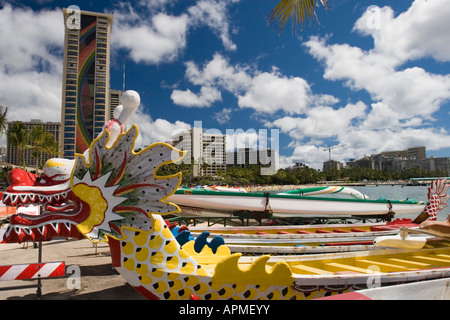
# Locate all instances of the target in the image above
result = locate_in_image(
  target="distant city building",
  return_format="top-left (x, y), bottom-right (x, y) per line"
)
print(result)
top-left (381, 146), bottom-right (426, 160)
top-left (171, 128), bottom-right (227, 177)
top-left (322, 159), bottom-right (344, 172)
top-left (6, 120), bottom-right (60, 167)
top-left (346, 146), bottom-right (449, 174)
top-left (109, 89), bottom-right (123, 119)
top-left (356, 157), bottom-right (374, 170)
top-left (202, 131), bottom-right (227, 176)
top-left (227, 147), bottom-right (279, 172)
top-left (60, 8), bottom-right (114, 159)
top-left (429, 157), bottom-right (450, 173)
top-left (0, 146), bottom-right (6, 162)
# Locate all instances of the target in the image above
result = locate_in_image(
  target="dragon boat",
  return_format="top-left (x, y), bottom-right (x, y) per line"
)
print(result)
top-left (169, 185), bottom-right (425, 218)
top-left (167, 220), bottom-right (401, 255)
top-left (180, 229), bottom-right (396, 255)
top-left (174, 217), bottom-right (442, 255)
top-left (186, 218), bottom-right (417, 235)
top-left (185, 229), bottom-right (404, 255)
top-left (2, 90), bottom-right (450, 300)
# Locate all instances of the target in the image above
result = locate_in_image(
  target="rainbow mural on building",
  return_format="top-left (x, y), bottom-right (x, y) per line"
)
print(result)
top-left (76, 15), bottom-right (97, 154)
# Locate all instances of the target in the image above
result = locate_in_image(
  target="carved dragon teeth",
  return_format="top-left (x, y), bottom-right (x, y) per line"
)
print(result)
top-left (2, 220), bottom-right (82, 243)
top-left (2, 190), bottom-right (70, 206)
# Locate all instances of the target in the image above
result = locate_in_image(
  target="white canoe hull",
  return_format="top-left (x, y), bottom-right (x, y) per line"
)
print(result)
top-left (169, 192), bottom-right (424, 217)
top-left (317, 277), bottom-right (450, 300)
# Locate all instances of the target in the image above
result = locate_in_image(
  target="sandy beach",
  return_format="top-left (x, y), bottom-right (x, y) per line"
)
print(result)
top-left (0, 238), bottom-right (143, 300)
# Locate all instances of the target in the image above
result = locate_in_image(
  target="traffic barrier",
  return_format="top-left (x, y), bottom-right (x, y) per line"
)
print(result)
top-left (0, 261), bottom-right (66, 298)
top-left (0, 262), bottom-right (65, 281)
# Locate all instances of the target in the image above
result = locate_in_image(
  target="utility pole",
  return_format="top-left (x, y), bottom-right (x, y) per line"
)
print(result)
top-left (122, 60), bottom-right (126, 92)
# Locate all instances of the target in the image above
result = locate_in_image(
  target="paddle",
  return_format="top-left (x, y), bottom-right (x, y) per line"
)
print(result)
top-left (373, 226), bottom-right (450, 250)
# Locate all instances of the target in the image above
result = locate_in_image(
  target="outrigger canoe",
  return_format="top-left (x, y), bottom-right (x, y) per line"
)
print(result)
top-left (187, 219), bottom-right (417, 235)
top-left (186, 244), bottom-right (450, 299)
top-left (188, 229), bottom-right (395, 255)
top-left (177, 219), bottom-right (419, 255)
top-left (198, 230), bottom-right (449, 255)
top-left (169, 186), bottom-right (425, 218)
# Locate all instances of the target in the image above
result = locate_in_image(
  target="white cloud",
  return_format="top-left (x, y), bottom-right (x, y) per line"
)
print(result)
top-left (170, 86), bottom-right (222, 107)
top-left (0, 70), bottom-right (62, 121)
top-left (0, 4), bottom-right (63, 73)
top-left (138, 0), bottom-right (178, 11)
top-left (188, 0), bottom-right (238, 51)
top-left (225, 129), bottom-right (259, 152)
top-left (359, 102), bottom-right (399, 130)
top-left (237, 71), bottom-right (312, 114)
top-left (354, 0), bottom-right (450, 63)
top-left (338, 127), bottom-right (450, 160)
top-left (214, 107), bottom-right (233, 124)
top-left (280, 145), bottom-right (329, 170)
top-left (305, 36), bottom-right (450, 122)
top-left (131, 108), bottom-right (191, 148)
top-left (173, 54), bottom-right (337, 113)
top-left (271, 102), bottom-right (367, 141)
top-left (112, 0), bottom-right (238, 64)
top-left (112, 11), bottom-right (189, 65)
top-left (184, 53), bottom-right (250, 91)
top-left (0, 4), bottom-right (63, 123)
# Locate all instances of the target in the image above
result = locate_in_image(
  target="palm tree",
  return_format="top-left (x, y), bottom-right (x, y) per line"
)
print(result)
top-left (0, 106), bottom-right (8, 137)
top-left (28, 126), bottom-right (61, 170)
top-left (7, 121), bottom-right (28, 168)
top-left (268, 0), bottom-right (328, 32)
top-left (29, 126), bottom-right (48, 171)
top-left (41, 133), bottom-right (61, 159)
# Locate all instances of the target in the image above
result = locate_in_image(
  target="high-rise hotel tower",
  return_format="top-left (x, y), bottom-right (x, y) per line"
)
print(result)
top-left (60, 7), bottom-right (114, 158)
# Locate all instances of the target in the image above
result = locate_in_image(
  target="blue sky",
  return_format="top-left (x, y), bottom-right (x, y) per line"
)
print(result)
top-left (1, 0), bottom-right (450, 169)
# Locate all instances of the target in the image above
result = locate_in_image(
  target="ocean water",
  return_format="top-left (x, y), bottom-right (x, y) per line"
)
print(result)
top-left (350, 185), bottom-right (450, 221)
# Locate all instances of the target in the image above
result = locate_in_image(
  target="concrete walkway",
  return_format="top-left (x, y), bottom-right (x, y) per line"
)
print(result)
top-left (0, 238), bottom-right (143, 300)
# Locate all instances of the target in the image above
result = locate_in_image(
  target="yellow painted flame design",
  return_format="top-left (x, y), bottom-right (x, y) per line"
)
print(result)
top-left (212, 253), bottom-right (294, 286)
top-left (73, 183), bottom-right (107, 235)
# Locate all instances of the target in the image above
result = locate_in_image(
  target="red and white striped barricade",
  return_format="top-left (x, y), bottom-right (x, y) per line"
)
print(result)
top-left (0, 262), bottom-right (65, 281)
top-left (0, 262), bottom-right (66, 298)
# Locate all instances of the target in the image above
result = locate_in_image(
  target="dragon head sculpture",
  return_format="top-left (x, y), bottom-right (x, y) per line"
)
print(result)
top-left (2, 90), bottom-right (185, 243)
top-left (2, 157), bottom-right (81, 242)
top-left (70, 124), bottom-right (184, 243)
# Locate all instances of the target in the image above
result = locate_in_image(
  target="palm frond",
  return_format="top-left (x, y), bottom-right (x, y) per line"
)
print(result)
top-left (267, 0), bottom-right (328, 33)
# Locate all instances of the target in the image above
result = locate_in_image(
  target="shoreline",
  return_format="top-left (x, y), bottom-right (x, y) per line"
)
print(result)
top-left (246, 181), bottom-right (424, 192)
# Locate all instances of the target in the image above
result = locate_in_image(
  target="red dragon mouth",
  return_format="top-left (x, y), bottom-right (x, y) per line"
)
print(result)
top-left (2, 168), bottom-right (72, 206)
top-left (4, 208), bottom-right (85, 243)
top-left (2, 167), bottom-right (85, 243)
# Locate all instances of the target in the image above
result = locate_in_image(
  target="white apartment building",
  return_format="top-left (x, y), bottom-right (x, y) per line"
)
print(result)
top-left (171, 128), bottom-right (227, 177)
